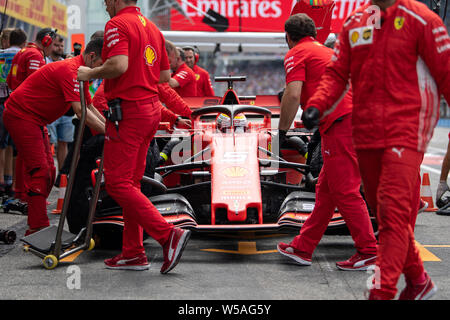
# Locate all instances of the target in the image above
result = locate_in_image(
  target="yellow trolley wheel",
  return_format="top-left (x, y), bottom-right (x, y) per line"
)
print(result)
top-left (43, 255), bottom-right (58, 270)
top-left (87, 238), bottom-right (95, 251)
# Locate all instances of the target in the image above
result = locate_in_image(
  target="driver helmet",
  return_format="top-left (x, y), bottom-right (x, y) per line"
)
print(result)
top-left (216, 113), bottom-right (248, 132)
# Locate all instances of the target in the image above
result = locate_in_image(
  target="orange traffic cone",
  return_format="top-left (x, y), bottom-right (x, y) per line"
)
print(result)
top-left (421, 172), bottom-right (437, 212)
top-left (52, 174), bottom-right (67, 215)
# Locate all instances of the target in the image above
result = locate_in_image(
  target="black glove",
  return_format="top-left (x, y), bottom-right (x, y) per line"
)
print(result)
top-left (277, 88), bottom-right (285, 102)
top-left (277, 129), bottom-right (287, 147)
top-left (301, 107), bottom-right (320, 130)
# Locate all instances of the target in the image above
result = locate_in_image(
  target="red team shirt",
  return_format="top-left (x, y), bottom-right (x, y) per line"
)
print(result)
top-left (93, 80), bottom-right (185, 128)
top-left (284, 36), bottom-right (352, 133)
top-left (92, 81), bottom-right (108, 114)
top-left (102, 6), bottom-right (169, 102)
top-left (193, 64), bottom-right (214, 97)
top-left (6, 43), bottom-right (45, 90)
top-left (157, 82), bottom-right (192, 118)
top-left (5, 55), bottom-right (91, 126)
top-left (172, 62), bottom-right (197, 97)
top-left (307, 0), bottom-right (450, 151)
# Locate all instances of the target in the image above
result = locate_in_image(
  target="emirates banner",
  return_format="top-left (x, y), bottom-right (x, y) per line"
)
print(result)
top-left (331, 0), bottom-right (370, 32)
top-left (170, 0), bottom-right (369, 33)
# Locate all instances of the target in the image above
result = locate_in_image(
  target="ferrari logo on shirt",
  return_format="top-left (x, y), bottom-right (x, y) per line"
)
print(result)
top-left (138, 15), bottom-right (147, 27)
top-left (195, 74), bottom-right (200, 81)
top-left (11, 64), bottom-right (17, 76)
top-left (144, 45), bottom-right (157, 66)
top-left (394, 17), bottom-right (405, 30)
top-left (349, 26), bottom-right (374, 48)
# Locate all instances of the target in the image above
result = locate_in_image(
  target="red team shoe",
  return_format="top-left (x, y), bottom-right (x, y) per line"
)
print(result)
top-left (160, 228), bottom-right (191, 274)
top-left (336, 252), bottom-right (376, 271)
top-left (418, 199), bottom-right (429, 214)
top-left (399, 273), bottom-right (437, 300)
top-left (277, 242), bottom-right (312, 266)
top-left (104, 253), bottom-right (150, 271)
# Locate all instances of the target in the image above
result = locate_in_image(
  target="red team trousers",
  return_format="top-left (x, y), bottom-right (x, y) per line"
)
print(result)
top-left (103, 98), bottom-right (174, 257)
top-left (3, 111), bottom-right (55, 230)
top-left (356, 148), bottom-right (424, 299)
top-left (291, 115), bottom-right (377, 256)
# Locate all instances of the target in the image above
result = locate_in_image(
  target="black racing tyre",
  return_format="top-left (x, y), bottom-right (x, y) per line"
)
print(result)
top-left (67, 135), bottom-right (105, 234)
top-left (141, 139), bottom-right (160, 197)
top-left (309, 140), bottom-right (323, 178)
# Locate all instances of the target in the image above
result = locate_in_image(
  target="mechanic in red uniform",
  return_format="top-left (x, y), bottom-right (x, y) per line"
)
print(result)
top-left (77, 0), bottom-right (191, 273)
top-left (166, 41), bottom-right (197, 98)
top-left (277, 13), bottom-right (377, 271)
top-left (6, 28), bottom-right (55, 90)
top-left (183, 46), bottom-right (215, 97)
top-left (302, 0), bottom-right (450, 300)
top-left (157, 82), bottom-right (193, 122)
top-left (3, 38), bottom-right (105, 236)
top-left (6, 28), bottom-right (57, 203)
top-left (291, 0), bottom-right (335, 44)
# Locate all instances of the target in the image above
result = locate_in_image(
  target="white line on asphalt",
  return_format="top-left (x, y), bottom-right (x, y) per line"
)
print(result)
top-left (318, 253), bottom-right (334, 272)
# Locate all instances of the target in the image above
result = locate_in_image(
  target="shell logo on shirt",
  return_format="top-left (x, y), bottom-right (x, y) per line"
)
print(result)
top-left (144, 45), bottom-right (157, 66)
top-left (11, 64), bottom-right (17, 76)
top-left (349, 26), bottom-right (374, 48)
top-left (138, 15), bottom-right (147, 27)
top-left (351, 31), bottom-right (360, 44)
top-left (394, 17), bottom-right (405, 30)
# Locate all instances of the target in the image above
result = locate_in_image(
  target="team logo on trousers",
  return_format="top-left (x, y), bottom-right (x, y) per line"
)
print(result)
top-left (394, 17), bottom-right (405, 30)
top-left (392, 147), bottom-right (405, 158)
top-left (144, 45), bottom-right (157, 66)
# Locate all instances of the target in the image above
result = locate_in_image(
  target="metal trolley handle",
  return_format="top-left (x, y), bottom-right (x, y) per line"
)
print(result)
top-left (53, 81), bottom-right (103, 258)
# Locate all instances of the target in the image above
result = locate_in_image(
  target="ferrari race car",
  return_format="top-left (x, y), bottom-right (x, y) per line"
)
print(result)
top-left (66, 76), bottom-right (346, 248)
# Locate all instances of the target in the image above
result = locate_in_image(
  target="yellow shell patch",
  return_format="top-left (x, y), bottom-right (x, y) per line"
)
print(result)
top-left (351, 31), bottom-right (360, 44)
top-left (144, 45), bottom-right (156, 66)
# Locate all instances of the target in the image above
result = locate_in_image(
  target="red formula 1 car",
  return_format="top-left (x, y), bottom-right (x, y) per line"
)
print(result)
top-left (148, 76), bottom-right (346, 232)
top-left (67, 76), bottom-right (346, 248)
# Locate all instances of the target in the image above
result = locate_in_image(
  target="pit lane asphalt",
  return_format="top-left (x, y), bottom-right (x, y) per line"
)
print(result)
top-left (0, 127), bottom-right (449, 300)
